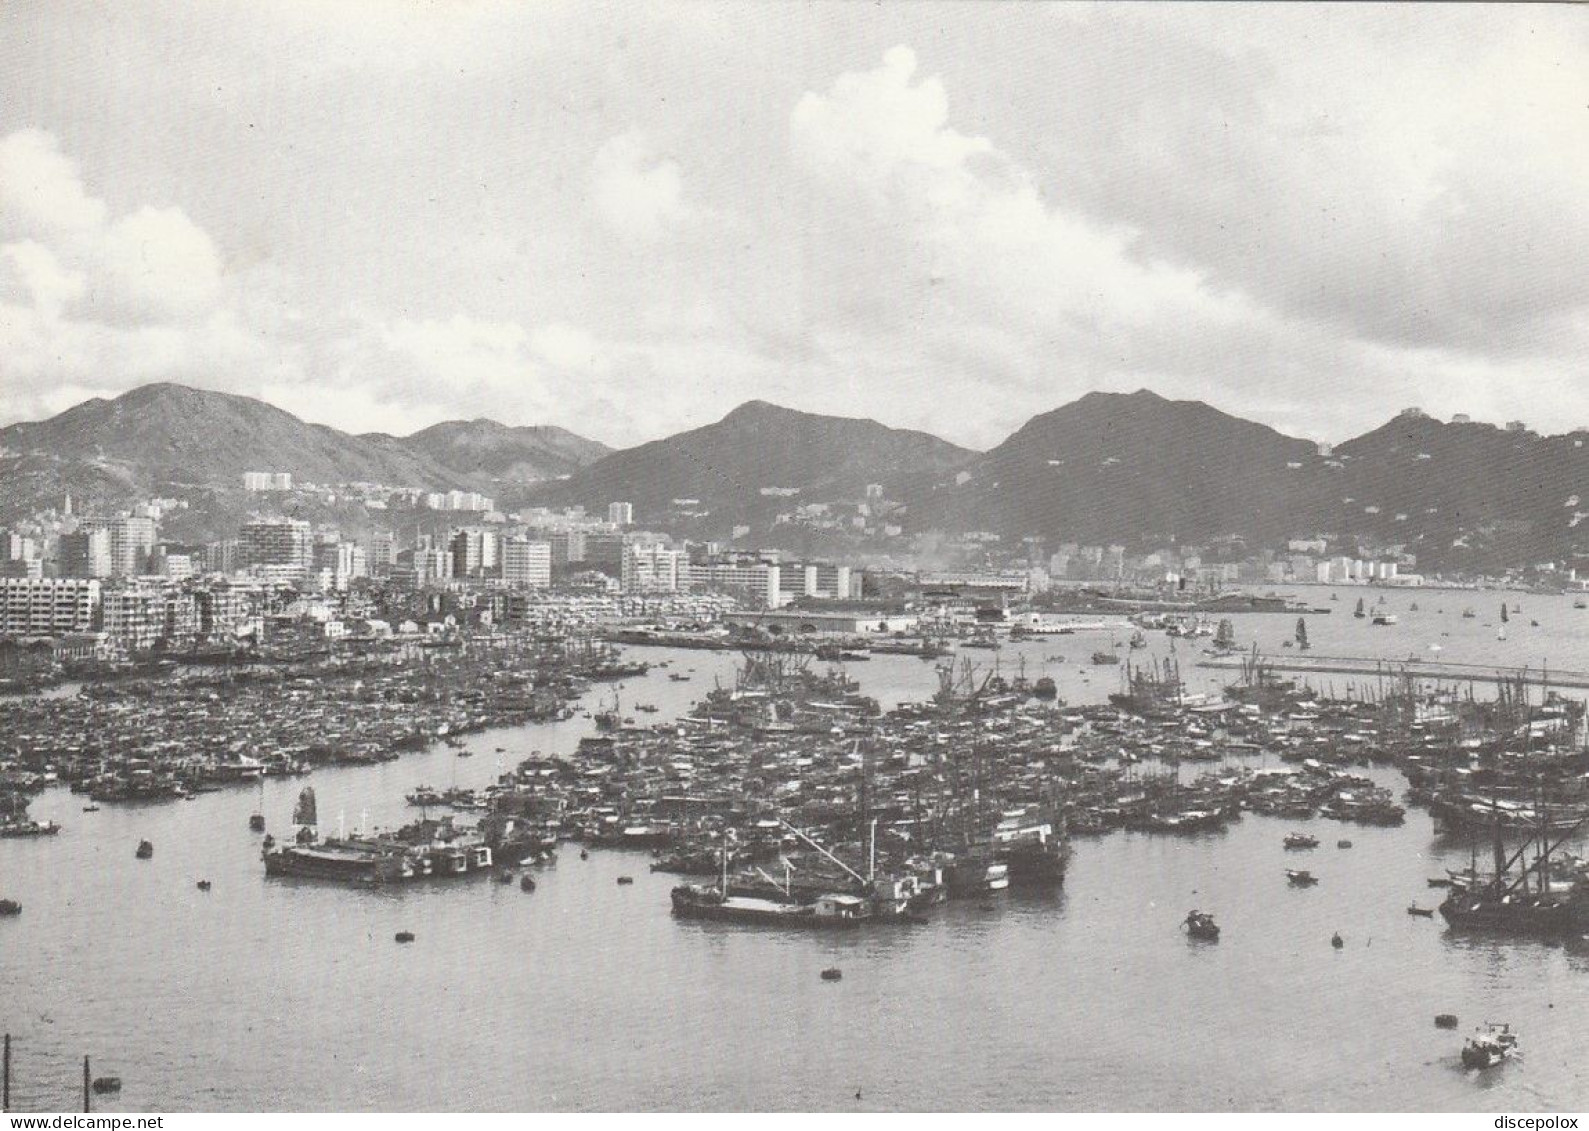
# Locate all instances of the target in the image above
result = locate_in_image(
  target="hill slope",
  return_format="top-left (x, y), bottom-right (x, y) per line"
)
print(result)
top-left (0, 383), bottom-right (605, 524)
top-left (536, 400), bottom-right (975, 530)
top-left (910, 390), bottom-right (1326, 546)
top-left (392, 419), bottom-right (610, 489)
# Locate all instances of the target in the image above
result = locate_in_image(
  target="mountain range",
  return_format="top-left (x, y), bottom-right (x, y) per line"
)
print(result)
top-left (3, 383), bottom-right (1587, 570)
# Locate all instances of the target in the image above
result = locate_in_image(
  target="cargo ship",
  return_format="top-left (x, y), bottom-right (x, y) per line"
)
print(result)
top-left (670, 883), bottom-right (873, 928)
top-left (991, 807), bottom-right (1070, 887)
top-left (263, 788), bottom-right (494, 884)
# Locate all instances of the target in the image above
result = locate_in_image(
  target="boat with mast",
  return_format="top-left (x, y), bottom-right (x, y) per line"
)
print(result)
top-left (1438, 795), bottom-right (1589, 936)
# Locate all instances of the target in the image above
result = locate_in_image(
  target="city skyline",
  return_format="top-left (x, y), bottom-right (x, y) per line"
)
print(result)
top-left (3, 3), bottom-right (1586, 450)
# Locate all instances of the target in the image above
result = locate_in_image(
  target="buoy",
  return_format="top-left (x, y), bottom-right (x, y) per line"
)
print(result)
top-left (395, 931), bottom-right (416, 944)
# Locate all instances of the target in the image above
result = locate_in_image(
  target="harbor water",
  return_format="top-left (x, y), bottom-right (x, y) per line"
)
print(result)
top-left (4, 587), bottom-right (1589, 1111)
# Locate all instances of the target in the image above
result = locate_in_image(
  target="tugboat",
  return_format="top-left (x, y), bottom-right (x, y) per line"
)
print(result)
top-left (1286, 869), bottom-right (1319, 887)
top-left (135, 839), bottom-right (153, 860)
top-left (1284, 833), bottom-right (1319, 850)
top-left (1461, 1024), bottom-right (1517, 1069)
top-left (1183, 910), bottom-right (1220, 940)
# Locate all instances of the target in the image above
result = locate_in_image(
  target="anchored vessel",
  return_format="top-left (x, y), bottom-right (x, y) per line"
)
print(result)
top-left (263, 787), bottom-right (495, 884)
top-left (1461, 1024), bottom-right (1517, 1069)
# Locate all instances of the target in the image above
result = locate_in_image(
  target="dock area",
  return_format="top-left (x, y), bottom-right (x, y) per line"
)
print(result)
top-left (1195, 651), bottom-right (1589, 690)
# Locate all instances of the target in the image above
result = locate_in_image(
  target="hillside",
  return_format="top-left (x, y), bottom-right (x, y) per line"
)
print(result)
top-left (535, 400), bottom-right (975, 531)
top-left (392, 419), bottom-right (610, 491)
top-left (910, 390), bottom-right (1326, 546)
top-left (0, 383), bottom-right (604, 525)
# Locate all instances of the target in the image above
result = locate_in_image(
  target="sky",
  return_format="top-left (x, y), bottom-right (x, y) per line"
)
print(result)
top-left (1, 2), bottom-right (1586, 450)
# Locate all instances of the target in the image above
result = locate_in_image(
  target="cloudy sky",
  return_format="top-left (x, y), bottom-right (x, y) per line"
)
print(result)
top-left (1, 2), bottom-right (1585, 449)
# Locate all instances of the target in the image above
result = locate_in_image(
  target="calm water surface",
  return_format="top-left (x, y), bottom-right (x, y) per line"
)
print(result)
top-left (4, 587), bottom-right (1589, 1111)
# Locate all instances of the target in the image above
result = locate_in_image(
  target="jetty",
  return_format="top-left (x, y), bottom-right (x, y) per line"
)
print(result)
top-left (1196, 652), bottom-right (1589, 691)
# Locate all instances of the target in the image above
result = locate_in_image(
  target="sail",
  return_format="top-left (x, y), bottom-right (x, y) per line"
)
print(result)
top-left (1295, 617), bottom-right (1308, 647)
top-left (1501, 603), bottom-right (1509, 624)
top-left (292, 786), bottom-right (318, 828)
top-left (1214, 618), bottom-right (1235, 649)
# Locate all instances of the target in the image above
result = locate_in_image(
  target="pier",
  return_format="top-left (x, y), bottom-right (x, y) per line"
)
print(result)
top-left (1195, 652), bottom-right (1589, 690)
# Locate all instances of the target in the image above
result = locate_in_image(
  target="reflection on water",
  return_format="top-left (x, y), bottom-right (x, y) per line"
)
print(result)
top-left (2, 588), bottom-right (1589, 1110)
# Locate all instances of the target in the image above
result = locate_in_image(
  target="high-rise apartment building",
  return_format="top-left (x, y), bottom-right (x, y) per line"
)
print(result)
top-left (59, 529), bottom-right (114, 578)
top-left (240, 519), bottom-right (314, 574)
top-left (0, 577), bottom-right (101, 635)
top-left (79, 516), bottom-right (158, 577)
top-left (501, 538), bottom-right (552, 588)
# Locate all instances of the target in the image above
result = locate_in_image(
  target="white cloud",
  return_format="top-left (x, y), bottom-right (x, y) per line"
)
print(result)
top-left (1, 240), bottom-right (85, 317)
top-left (100, 206), bottom-right (223, 316)
top-left (589, 130), bottom-right (689, 241)
top-left (0, 129), bottom-right (108, 238)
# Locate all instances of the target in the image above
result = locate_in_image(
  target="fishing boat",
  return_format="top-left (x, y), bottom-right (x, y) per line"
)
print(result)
top-left (1286, 869), bottom-right (1319, 886)
top-left (135, 839), bottom-right (153, 859)
top-left (1371, 612), bottom-right (1398, 626)
top-left (1183, 910), bottom-right (1220, 940)
top-left (0, 899), bottom-right (20, 916)
top-left (1032, 676), bottom-right (1058, 700)
top-left (1283, 833), bottom-right (1319, 850)
top-left (1090, 651), bottom-right (1118, 666)
top-left (249, 775), bottom-right (266, 831)
top-left (1294, 617), bottom-right (1310, 651)
top-left (0, 819), bottom-right (61, 838)
top-left (1354, 598), bottom-right (1366, 619)
top-left (1407, 904), bottom-right (1434, 917)
top-left (671, 884), bottom-right (872, 928)
top-left (1461, 1024), bottom-right (1517, 1069)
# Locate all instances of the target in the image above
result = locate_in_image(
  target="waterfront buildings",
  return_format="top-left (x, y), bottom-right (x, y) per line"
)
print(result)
top-left (679, 557), bottom-right (783, 608)
top-left (0, 577), bottom-right (101, 635)
top-left (622, 543), bottom-right (683, 593)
